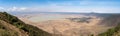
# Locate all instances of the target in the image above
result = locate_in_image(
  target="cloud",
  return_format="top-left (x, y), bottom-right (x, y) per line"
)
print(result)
top-left (0, 7), bottom-right (4, 9)
top-left (0, 7), bottom-right (5, 11)
top-left (7, 6), bottom-right (27, 12)
top-left (37, 0), bottom-right (120, 13)
top-left (0, 0), bottom-right (120, 13)
top-left (0, 6), bottom-right (28, 12)
top-left (8, 7), bottom-right (17, 11)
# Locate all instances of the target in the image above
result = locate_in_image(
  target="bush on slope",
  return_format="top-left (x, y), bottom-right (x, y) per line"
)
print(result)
top-left (0, 12), bottom-right (52, 36)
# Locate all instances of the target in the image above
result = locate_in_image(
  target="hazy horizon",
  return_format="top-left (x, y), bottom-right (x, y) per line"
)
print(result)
top-left (0, 0), bottom-right (120, 13)
top-left (0, 0), bottom-right (120, 36)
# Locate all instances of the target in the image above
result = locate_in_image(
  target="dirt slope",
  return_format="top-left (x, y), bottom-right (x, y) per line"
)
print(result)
top-left (0, 20), bottom-right (28, 36)
top-left (0, 12), bottom-right (53, 36)
top-left (23, 17), bottom-right (112, 36)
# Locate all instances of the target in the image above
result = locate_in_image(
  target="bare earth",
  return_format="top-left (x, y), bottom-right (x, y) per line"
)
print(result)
top-left (17, 14), bottom-right (112, 36)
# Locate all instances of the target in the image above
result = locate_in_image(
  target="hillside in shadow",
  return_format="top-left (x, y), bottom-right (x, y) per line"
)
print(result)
top-left (0, 12), bottom-right (54, 36)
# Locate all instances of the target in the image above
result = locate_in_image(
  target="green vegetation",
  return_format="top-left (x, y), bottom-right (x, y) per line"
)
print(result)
top-left (98, 23), bottom-right (120, 36)
top-left (98, 14), bottom-right (120, 26)
top-left (0, 29), bottom-right (18, 36)
top-left (1, 11), bottom-right (120, 36)
top-left (68, 17), bottom-right (92, 23)
top-left (0, 12), bottom-right (52, 36)
top-left (98, 14), bottom-right (120, 36)
top-left (0, 20), bottom-right (18, 36)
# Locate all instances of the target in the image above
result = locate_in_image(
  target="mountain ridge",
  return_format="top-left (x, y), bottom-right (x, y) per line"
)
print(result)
top-left (0, 12), bottom-right (53, 36)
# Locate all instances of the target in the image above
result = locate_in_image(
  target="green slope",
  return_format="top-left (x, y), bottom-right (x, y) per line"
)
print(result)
top-left (0, 20), bottom-right (28, 36)
top-left (98, 14), bottom-right (120, 36)
top-left (98, 23), bottom-right (120, 36)
top-left (0, 12), bottom-right (52, 36)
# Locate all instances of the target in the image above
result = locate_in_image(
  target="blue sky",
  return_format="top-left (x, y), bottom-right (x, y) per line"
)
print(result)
top-left (0, 0), bottom-right (120, 13)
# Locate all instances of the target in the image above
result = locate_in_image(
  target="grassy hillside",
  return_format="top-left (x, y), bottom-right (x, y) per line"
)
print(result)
top-left (98, 14), bottom-right (120, 36)
top-left (98, 23), bottom-right (120, 36)
top-left (0, 12), bottom-right (52, 36)
top-left (99, 14), bottom-right (120, 26)
top-left (0, 20), bottom-right (28, 36)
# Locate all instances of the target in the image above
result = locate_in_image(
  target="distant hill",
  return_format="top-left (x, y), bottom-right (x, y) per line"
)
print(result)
top-left (98, 23), bottom-right (120, 36)
top-left (0, 12), bottom-right (53, 36)
top-left (99, 14), bottom-right (120, 26)
top-left (1, 12), bottom-right (120, 36)
top-left (98, 14), bottom-right (120, 36)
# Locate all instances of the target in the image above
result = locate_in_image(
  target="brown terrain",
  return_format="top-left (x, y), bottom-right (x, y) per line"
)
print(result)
top-left (0, 20), bottom-right (28, 36)
top-left (16, 13), bottom-right (113, 36)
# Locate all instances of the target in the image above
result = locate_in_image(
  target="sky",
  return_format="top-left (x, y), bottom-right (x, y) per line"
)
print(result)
top-left (0, 0), bottom-right (120, 13)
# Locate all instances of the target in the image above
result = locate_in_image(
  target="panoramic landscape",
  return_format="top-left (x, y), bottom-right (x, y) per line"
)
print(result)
top-left (0, 0), bottom-right (120, 36)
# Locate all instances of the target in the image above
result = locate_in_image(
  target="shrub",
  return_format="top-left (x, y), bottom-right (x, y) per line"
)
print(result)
top-left (0, 12), bottom-right (52, 36)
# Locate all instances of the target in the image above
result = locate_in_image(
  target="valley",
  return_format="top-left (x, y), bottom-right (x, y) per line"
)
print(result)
top-left (1, 0), bottom-right (120, 36)
top-left (15, 12), bottom-right (114, 36)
